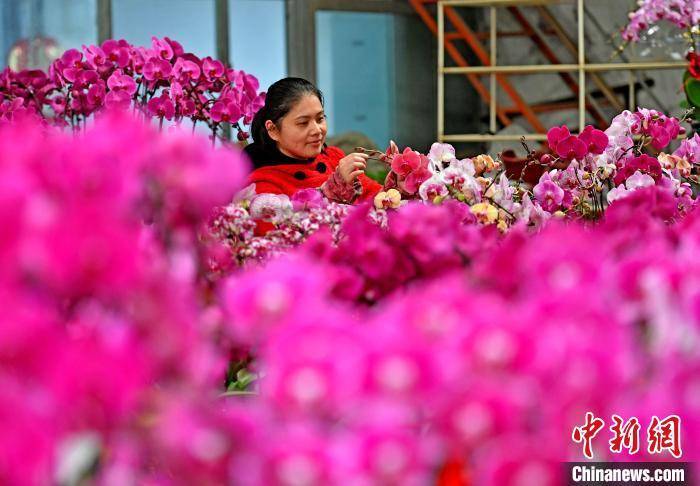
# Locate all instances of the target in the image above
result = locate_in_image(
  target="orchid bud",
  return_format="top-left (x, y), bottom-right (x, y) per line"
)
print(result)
top-left (540, 153), bottom-right (554, 165)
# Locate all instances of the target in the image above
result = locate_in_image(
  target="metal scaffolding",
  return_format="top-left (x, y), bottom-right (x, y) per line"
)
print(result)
top-left (409, 0), bottom-right (687, 143)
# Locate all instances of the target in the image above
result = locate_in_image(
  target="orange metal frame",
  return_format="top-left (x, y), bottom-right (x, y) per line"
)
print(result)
top-left (408, 0), bottom-right (611, 134)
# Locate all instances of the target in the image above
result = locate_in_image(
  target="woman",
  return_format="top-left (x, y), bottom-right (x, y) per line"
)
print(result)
top-left (245, 77), bottom-right (382, 204)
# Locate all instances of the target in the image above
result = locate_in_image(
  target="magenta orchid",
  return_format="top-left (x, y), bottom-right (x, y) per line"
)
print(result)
top-left (386, 147), bottom-right (432, 196)
top-left (614, 154), bottom-right (663, 186)
top-left (547, 124), bottom-right (602, 161)
top-left (0, 37), bottom-right (265, 144)
top-left (622, 0), bottom-right (699, 42)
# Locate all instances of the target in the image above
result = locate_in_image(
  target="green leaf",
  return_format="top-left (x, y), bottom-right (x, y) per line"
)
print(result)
top-left (683, 71), bottom-right (700, 108)
top-left (235, 368), bottom-right (256, 389)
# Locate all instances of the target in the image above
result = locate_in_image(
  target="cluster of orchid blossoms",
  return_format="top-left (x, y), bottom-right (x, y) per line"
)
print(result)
top-left (0, 37), bottom-right (264, 142)
top-left (621, 0), bottom-right (700, 43)
top-left (208, 188), bottom-right (353, 268)
top-left (3, 104), bottom-right (700, 484)
top-left (0, 112), bottom-right (257, 484)
top-left (214, 107), bottom-right (698, 268)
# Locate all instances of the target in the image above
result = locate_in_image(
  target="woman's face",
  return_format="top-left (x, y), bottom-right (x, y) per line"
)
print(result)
top-left (266, 94), bottom-right (327, 160)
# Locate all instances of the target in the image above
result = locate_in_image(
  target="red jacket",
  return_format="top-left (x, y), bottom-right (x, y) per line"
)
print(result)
top-left (248, 146), bottom-right (381, 203)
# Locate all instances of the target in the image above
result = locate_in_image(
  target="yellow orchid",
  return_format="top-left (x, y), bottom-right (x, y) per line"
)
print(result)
top-left (470, 202), bottom-right (499, 224)
top-left (658, 152), bottom-right (692, 177)
top-left (473, 154), bottom-right (499, 175)
top-left (373, 188), bottom-right (402, 210)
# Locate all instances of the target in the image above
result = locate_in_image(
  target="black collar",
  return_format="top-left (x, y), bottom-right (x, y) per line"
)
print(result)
top-left (244, 142), bottom-right (322, 169)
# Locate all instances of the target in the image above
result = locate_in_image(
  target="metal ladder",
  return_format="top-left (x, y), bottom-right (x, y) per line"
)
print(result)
top-left (408, 0), bottom-right (627, 134)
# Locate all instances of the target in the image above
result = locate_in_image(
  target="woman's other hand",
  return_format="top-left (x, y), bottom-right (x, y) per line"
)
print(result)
top-left (337, 152), bottom-right (369, 184)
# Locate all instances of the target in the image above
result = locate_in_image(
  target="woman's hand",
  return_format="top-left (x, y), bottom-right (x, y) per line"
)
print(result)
top-left (337, 152), bottom-right (369, 184)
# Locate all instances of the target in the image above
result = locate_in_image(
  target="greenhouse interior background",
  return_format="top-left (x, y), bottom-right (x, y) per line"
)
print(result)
top-left (2, 0), bottom-right (689, 155)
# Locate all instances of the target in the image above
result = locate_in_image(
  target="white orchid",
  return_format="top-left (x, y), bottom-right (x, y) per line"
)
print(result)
top-left (249, 193), bottom-right (293, 221)
top-left (427, 142), bottom-right (457, 172)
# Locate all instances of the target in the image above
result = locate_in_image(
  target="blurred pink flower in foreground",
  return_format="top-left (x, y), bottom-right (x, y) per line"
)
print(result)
top-left (2, 100), bottom-right (700, 485)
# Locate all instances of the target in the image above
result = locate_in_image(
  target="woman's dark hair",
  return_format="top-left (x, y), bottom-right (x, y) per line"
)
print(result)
top-left (250, 77), bottom-right (324, 147)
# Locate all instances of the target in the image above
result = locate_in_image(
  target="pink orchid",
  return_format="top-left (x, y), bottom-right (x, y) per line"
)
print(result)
top-left (613, 154), bottom-right (662, 185)
top-left (75, 69), bottom-right (99, 90)
top-left (546, 125), bottom-right (570, 150)
top-left (163, 36), bottom-right (185, 57)
top-left (16, 69), bottom-right (48, 89)
top-left (210, 100), bottom-right (242, 123)
top-left (143, 58), bottom-right (172, 82)
top-left (578, 125), bottom-right (609, 154)
top-left (83, 45), bottom-right (109, 73)
top-left (101, 39), bottom-right (130, 68)
top-left (630, 109), bottom-right (683, 150)
top-left (403, 165), bottom-right (432, 194)
top-left (555, 135), bottom-right (588, 161)
top-left (533, 172), bottom-right (564, 212)
top-left (673, 133), bottom-right (700, 164)
top-left (232, 70), bottom-right (260, 98)
top-left (106, 71), bottom-right (137, 96)
top-left (17, 40), bottom-right (263, 138)
top-left (86, 81), bottom-right (106, 108)
top-left (104, 89), bottom-right (131, 110)
top-left (178, 98), bottom-right (196, 117)
top-left (649, 124), bottom-right (672, 150)
top-left (151, 36), bottom-right (174, 60)
top-left (202, 57), bottom-right (225, 81)
top-left (418, 176), bottom-right (448, 202)
top-left (547, 125), bottom-right (589, 161)
top-left (291, 188), bottom-right (326, 211)
top-left (173, 58), bottom-right (202, 84)
top-left (48, 95), bottom-right (66, 114)
top-left (69, 92), bottom-right (88, 114)
top-left (243, 93), bottom-right (265, 124)
top-left (622, 0), bottom-right (698, 42)
top-left (147, 95), bottom-right (175, 120)
top-left (129, 47), bottom-right (147, 74)
top-left (59, 48), bottom-right (83, 71)
top-left (391, 147), bottom-right (424, 177)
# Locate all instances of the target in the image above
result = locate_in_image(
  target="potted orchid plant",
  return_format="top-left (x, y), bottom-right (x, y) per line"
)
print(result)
top-left (0, 37), bottom-right (265, 145)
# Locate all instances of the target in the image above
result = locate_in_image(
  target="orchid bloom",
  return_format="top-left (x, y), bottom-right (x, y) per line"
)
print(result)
top-left (418, 175), bottom-right (448, 203)
top-left (533, 172), bottom-right (564, 212)
top-left (249, 193), bottom-right (293, 221)
top-left (470, 202), bottom-right (499, 224)
top-left (427, 143), bottom-right (456, 172)
top-left (374, 189), bottom-right (402, 210)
